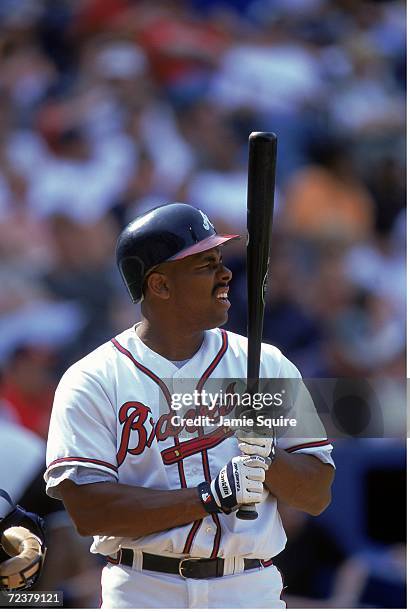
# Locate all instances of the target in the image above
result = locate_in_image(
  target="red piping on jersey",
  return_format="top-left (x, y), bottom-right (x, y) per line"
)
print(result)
top-left (111, 338), bottom-right (188, 488)
top-left (182, 519), bottom-right (202, 554)
top-left (111, 338), bottom-right (172, 403)
top-left (209, 512), bottom-right (222, 558)
top-left (197, 329), bottom-right (228, 390)
top-left (183, 329), bottom-right (229, 558)
top-left (261, 558), bottom-right (273, 567)
top-left (285, 439), bottom-right (331, 453)
top-left (111, 331), bottom-right (229, 558)
top-left (47, 456), bottom-right (118, 473)
top-left (202, 454), bottom-right (211, 483)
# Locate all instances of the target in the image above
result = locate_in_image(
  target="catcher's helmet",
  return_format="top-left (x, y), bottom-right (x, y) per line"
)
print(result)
top-left (116, 203), bottom-right (239, 303)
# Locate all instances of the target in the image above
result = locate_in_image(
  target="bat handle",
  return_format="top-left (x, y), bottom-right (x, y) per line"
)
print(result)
top-left (236, 503), bottom-right (258, 520)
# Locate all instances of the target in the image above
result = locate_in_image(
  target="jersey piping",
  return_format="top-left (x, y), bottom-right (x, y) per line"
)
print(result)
top-left (183, 329), bottom-right (228, 558)
top-left (112, 329), bottom-right (229, 558)
top-left (111, 337), bottom-right (188, 489)
top-left (285, 439), bottom-right (331, 452)
top-left (47, 456), bottom-right (118, 476)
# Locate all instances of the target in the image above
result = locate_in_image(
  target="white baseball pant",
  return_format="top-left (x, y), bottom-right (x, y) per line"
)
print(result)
top-left (101, 560), bottom-right (286, 609)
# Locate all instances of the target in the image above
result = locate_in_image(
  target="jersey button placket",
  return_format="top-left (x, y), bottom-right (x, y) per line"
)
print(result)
top-left (205, 519), bottom-right (215, 535)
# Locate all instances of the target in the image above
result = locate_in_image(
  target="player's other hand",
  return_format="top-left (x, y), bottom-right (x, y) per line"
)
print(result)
top-left (198, 455), bottom-right (268, 515)
top-left (237, 431), bottom-right (275, 461)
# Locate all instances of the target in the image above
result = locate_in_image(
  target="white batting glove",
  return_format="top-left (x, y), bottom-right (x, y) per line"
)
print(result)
top-left (237, 430), bottom-right (275, 462)
top-left (198, 455), bottom-right (269, 515)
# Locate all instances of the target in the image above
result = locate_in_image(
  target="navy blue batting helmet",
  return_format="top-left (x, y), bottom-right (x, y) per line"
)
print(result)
top-left (116, 203), bottom-right (239, 303)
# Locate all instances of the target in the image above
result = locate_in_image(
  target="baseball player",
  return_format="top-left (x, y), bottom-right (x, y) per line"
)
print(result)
top-left (45, 203), bottom-right (334, 609)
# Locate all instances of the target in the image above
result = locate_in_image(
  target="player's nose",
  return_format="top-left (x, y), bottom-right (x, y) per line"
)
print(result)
top-left (217, 264), bottom-right (232, 284)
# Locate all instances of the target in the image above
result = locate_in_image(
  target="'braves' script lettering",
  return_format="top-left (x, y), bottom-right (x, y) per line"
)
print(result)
top-left (117, 401), bottom-right (155, 466)
top-left (117, 383), bottom-right (239, 465)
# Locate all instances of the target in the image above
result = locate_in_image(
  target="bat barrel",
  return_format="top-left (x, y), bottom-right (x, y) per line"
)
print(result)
top-left (247, 132), bottom-right (277, 382)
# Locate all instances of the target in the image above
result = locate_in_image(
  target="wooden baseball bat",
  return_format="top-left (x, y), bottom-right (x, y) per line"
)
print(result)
top-left (236, 132), bottom-right (277, 520)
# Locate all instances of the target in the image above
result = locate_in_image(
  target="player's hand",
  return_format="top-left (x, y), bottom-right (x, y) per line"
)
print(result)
top-left (198, 455), bottom-right (269, 515)
top-left (236, 430), bottom-right (275, 461)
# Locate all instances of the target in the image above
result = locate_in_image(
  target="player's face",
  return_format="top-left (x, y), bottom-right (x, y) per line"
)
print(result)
top-left (161, 247), bottom-right (232, 330)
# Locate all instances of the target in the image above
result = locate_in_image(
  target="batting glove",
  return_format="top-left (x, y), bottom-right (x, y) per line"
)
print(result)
top-left (198, 455), bottom-right (269, 515)
top-left (236, 430), bottom-right (275, 462)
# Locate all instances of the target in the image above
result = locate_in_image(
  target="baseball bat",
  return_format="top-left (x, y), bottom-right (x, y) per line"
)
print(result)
top-left (236, 132), bottom-right (277, 520)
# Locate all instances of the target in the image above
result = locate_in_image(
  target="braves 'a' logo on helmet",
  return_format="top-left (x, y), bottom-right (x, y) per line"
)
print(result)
top-left (199, 210), bottom-right (214, 231)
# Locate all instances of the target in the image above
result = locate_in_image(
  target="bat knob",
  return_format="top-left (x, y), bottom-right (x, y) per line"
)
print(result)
top-left (236, 504), bottom-right (258, 520)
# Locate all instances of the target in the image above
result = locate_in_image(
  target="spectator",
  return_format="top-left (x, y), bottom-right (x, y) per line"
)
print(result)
top-left (0, 345), bottom-right (55, 438)
top-left (282, 137), bottom-right (375, 244)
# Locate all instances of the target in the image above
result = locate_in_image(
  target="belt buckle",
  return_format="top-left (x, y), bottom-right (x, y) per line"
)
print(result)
top-left (178, 557), bottom-right (202, 578)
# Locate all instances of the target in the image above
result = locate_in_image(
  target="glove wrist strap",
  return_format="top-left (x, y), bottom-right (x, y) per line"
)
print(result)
top-left (197, 482), bottom-right (222, 515)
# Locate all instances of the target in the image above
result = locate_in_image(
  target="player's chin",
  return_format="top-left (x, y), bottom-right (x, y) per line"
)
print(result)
top-left (209, 301), bottom-right (230, 327)
top-left (214, 296), bottom-right (231, 311)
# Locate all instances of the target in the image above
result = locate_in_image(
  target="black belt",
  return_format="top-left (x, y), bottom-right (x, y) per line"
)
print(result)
top-left (109, 549), bottom-right (271, 579)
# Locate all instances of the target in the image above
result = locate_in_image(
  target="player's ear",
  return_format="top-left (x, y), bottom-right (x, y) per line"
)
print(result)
top-left (145, 271), bottom-right (170, 300)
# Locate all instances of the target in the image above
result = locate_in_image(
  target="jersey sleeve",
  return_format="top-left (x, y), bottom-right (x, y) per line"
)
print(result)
top-left (46, 465), bottom-right (117, 499)
top-left (275, 354), bottom-right (334, 461)
top-left (44, 364), bottom-right (119, 488)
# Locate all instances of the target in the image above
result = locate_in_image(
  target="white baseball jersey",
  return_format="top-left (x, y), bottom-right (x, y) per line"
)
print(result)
top-left (45, 326), bottom-right (333, 561)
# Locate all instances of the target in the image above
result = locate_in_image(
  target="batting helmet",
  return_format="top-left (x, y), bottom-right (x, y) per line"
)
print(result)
top-left (116, 203), bottom-right (239, 303)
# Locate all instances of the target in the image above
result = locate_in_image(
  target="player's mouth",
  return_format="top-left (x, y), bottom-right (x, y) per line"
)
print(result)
top-left (214, 285), bottom-right (230, 308)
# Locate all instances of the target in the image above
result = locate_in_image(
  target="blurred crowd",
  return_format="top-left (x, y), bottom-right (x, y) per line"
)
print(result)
top-left (0, 0), bottom-right (405, 608)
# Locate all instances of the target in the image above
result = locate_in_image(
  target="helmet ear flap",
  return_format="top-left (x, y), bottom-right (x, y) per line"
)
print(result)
top-left (119, 256), bottom-right (145, 303)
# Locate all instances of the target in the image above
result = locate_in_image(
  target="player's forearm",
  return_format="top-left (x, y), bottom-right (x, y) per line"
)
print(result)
top-left (58, 480), bottom-right (207, 538)
top-left (264, 449), bottom-right (334, 515)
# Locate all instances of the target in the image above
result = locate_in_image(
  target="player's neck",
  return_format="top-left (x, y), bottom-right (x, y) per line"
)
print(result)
top-left (136, 319), bottom-right (204, 361)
